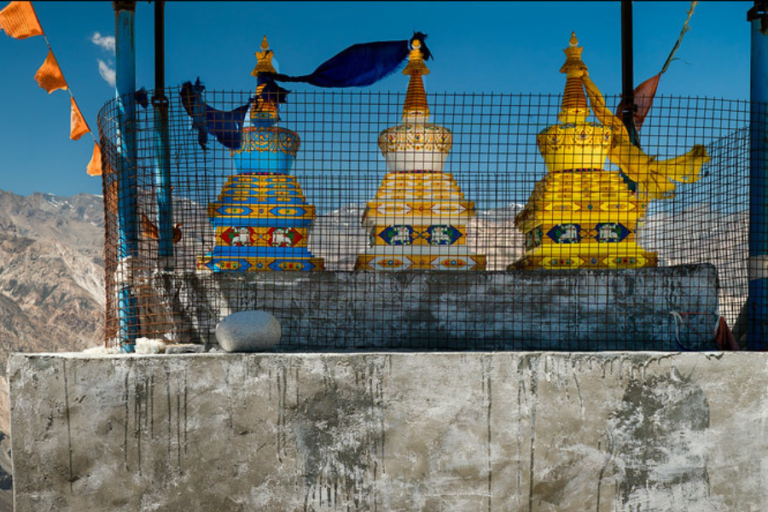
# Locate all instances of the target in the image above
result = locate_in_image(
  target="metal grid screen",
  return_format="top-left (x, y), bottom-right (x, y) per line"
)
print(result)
top-left (98, 88), bottom-right (756, 351)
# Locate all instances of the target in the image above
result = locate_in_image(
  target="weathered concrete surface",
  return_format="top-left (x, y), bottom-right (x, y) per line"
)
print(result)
top-left (155, 264), bottom-right (720, 350)
top-left (9, 352), bottom-right (767, 512)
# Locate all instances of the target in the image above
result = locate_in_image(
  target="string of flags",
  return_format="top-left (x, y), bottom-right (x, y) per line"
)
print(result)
top-left (0, 1), bottom-right (104, 176)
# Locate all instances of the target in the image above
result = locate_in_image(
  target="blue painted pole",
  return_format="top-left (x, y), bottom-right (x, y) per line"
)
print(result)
top-left (153, 0), bottom-right (174, 269)
top-left (748, 1), bottom-right (768, 350)
top-left (114, 0), bottom-right (139, 352)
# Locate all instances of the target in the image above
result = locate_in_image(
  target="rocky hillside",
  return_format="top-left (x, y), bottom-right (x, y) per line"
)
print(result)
top-left (0, 190), bottom-right (106, 370)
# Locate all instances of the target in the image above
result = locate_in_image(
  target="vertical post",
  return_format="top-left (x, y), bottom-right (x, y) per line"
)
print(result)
top-left (621, 0), bottom-right (639, 146)
top-left (748, 1), bottom-right (768, 350)
top-left (153, 0), bottom-right (174, 269)
top-left (114, 0), bottom-right (139, 352)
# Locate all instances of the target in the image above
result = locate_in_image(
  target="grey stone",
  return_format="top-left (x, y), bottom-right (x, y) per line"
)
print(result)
top-left (215, 310), bottom-right (281, 352)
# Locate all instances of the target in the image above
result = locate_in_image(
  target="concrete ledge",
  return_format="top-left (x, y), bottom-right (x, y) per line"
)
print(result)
top-left (9, 351), bottom-right (765, 511)
top-left (154, 264), bottom-right (720, 350)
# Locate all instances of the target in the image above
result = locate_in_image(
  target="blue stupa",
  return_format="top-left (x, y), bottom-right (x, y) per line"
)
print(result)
top-left (197, 36), bottom-right (324, 272)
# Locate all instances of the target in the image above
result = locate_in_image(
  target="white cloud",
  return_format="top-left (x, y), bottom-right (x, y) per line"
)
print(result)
top-left (98, 59), bottom-right (116, 87)
top-left (90, 32), bottom-right (115, 54)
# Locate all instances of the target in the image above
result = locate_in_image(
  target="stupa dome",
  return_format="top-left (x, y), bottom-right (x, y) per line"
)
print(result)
top-left (536, 33), bottom-right (613, 172)
top-left (377, 39), bottom-right (452, 172)
top-left (230, 35), bottom-right (300, 175)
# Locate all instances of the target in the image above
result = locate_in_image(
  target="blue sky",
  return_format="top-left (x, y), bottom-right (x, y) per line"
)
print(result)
top-left (0, 1), bottom-right (752, 197)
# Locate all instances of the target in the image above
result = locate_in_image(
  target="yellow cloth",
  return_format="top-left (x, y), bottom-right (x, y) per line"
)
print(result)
top-left (581, 73), bottom-right (709, 200)
top-left (70, 97), bottom-right (90, 140)
top-left (34, 49), bottom-right (68, 94)
top-left (0, 1), bottom-right (43, 39)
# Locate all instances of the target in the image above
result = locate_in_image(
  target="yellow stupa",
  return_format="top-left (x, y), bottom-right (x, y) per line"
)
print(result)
top-left (510, 33), bottom-right (658, 270)
top-left (355, 39), bottom-right (486, 271)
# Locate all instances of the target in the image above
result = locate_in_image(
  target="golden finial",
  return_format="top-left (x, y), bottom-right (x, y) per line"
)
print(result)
top-left (560, 32), bottom-right (588, 77)
top-left (558, 32), bottom-right (590, 121)
top-left (403, 39), bottom-right (430, 76)
top-left (251, 35), bottom-right (277, 78)
top-left (402, 39), bottom-right (430, 119)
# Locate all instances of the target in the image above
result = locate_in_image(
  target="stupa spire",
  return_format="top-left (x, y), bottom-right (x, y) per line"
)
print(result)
top-left (251, 35), bottom-right (279, 120)
top-left (558, 32), bottom-right (590, 122)
top-left (402, 39), bottom-right (430, 121)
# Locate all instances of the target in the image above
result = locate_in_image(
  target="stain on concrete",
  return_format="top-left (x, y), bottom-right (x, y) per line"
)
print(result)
top-left (609, 367), bottom-right (719, 511)
top-left (290, 356), bottom-right (386, 512)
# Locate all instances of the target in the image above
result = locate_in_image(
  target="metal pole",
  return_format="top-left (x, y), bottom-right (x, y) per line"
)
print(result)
top-left (621, 0), bottom-right (639, 146)
top-left (748, 0), bottom-right (768, 350)
top-left (153, 0), bottom-right (174, 270)
top-left (113, 0), bottom-right (139, 352)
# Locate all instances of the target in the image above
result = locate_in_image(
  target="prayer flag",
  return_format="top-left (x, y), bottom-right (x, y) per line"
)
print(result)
top-left (582, 73), bottom-right (708, 201)
top-left (630, 74), bottom-right (661, 132)
top-left (180, 78), bottom-right (253, 151)
top-left (0, 1), bottom-right (43, 39)
top-left (617, 74), bottom-right (661, 133)
top-left (34, 49), bottom-right (67, 94)
top-left (267, 32), bottom-right (430, 88)
top-left (70, 96), bottom-right (90, 140)
top-left (86, 141), bottom-right (102, 176)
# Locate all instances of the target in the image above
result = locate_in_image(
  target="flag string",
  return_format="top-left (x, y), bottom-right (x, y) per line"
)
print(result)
top-left (37, 23), bottom-right (99, 145)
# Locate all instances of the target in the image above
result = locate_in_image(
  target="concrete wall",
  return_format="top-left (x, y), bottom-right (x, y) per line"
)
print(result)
top-left (9, 351), bottom-right (767, 512)
top-left (154, 264), bottom-right (720, 350)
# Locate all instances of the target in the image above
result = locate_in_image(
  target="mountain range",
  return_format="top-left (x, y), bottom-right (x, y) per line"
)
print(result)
top-left (0, 191), bottom-right (106, 366)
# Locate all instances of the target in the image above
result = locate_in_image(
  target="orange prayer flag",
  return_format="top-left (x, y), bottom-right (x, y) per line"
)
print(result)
top-left (34, 49), bottom-right (68, 94)
top-left (0, 1), bottom-right (43, 39)
top-left (86, 142), bottom-right (102, 176)
top-left (70, 97), bottom-right (90, 140)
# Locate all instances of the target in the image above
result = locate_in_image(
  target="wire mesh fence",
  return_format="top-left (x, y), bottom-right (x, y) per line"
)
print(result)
top-left (97, 88), bottom-right (757, 351)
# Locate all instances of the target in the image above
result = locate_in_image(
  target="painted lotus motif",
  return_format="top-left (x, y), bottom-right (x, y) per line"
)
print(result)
top-left (378, 123), bottom-right (453, 155)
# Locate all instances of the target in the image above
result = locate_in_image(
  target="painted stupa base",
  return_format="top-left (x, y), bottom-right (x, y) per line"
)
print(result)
top-left (355, 171), bottom-right (486, 271)
top-left (355, 251), bottom-right (486, 271)
top-left (511, 243), bottom-right (658, 270)
top-left (197, 172), bottom-right (324, 272)
top-left (509, 169), bottom-right (657, 270)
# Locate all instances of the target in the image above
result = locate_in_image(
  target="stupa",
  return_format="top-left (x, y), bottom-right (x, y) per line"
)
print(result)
top-left (355, 39), bottom-right (486, 271)
top-left (510, 33), bottom-right (658, 270)
top-left (197, 37), bottom-right (324, 272)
